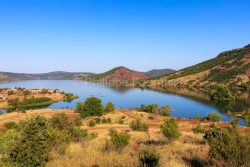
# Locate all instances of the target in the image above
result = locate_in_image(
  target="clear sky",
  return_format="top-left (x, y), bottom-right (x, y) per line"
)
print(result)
top-left (0, 0), bottom-right (250, 73)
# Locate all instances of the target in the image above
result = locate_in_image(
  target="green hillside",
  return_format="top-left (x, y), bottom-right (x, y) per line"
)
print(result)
top-left (141, 44), bottom-right (250, 89)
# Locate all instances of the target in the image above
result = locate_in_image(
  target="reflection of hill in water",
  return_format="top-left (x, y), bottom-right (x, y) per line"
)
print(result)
top-left (147, 87), bottom-right (250, 114)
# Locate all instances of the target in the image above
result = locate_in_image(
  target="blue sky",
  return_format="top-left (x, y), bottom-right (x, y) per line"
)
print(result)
top-left (0, 0), bottom-right (250, 73)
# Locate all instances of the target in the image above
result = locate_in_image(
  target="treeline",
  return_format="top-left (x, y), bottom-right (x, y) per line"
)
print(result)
top-left (139, 104), bottom-right (171, 116)
top-left (7, 97), bottom-right (56, 112)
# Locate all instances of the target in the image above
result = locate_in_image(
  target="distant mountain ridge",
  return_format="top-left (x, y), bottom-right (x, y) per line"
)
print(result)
top-left (145, 68), bottom-right (175, 77)
top-left (85, 66), bottom-right (149, 82)
top-left (139, 44), bottom-right (250, 89)
top-left (0, 71), bottom-right (94, 81)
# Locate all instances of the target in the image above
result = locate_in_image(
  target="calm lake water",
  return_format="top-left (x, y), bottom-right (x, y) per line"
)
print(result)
top-left (0, 80), bottom-right (248, 125)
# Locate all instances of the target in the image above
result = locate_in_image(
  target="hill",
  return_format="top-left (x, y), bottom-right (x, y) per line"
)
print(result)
top-left (145, 68), bottom-right (175, 77)
top-left (140, 44), bottom-right (250, 89)
top-left (86, 66), bottom-right (149, 82)
top-left (0, 71), bottom-right (94, 81)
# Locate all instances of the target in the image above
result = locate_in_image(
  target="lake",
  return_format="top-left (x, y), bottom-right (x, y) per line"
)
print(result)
top-left (0, 80), bottom-right (248, 125)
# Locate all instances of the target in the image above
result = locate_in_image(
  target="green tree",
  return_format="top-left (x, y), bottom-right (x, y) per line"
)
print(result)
top-left (130, 119), bottom-right (148, 132)
top-left (204, 127), bottom-right (250, 167)
top-left (139, 147), bottom-right (160, 167)
top-left (108, 128), bottom-right (130, 150)
top-left (75, 97), bottom-right (103, 118)
top-left (206, 112), bottom-right (221, 122)
top-left (103, 102), bottom-right (115, 113)
top-left (161, 119), bottom-right (181, 141)
top-left (10, 116), bottom-right (50, 167)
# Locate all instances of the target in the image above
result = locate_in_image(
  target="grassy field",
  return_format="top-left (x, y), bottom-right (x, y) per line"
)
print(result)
top-left (0, 109), bottom-right (249, 167)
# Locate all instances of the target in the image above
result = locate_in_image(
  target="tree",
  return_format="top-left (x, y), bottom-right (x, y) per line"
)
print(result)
top-left (108, 128), bottom-right (130, 150)
top-left (161, 119), bottom-right (181, 141)
top-left (204, 127), bottom-right (250, 167)
top-left (75, 97), bottom-right (103, 118)
top-left (7, 98), bottom-right (19, 110)
top-left (130, 119), bottom-right (148, 132)
top-left (206, 112), bottom-right (221, 122)
top-left (139, 147), bottom-right (160, 167)
top-left (103, 102), bottom-right (115, 113)
top-left (10, 116), bottom-right (50, 167)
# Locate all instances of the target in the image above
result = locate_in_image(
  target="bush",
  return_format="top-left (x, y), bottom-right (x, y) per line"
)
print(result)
top-left (49, 113), bottom-right (72, 130)
top-left (205, 112), bottom-right (221, 122)
top-left (102, 118), bottom-right (108, 124)
top-left (47, 127), bottom-right (71, 154)
top-left (148, 116), bottom-right (154, 120)
top-left (244, 109), bottom-right (250, 127)
top-left (158, 105), bottom-right (171, 116)
top-left (69, 127), bottom-right (88, 142)
top-left (107, 118), bottom-right (112, 123)
top-left (10, 116), bottom-right (50, 167)
top-left (204, 127), bottom-right (250, 167)
top-left (4, 122), bottom-right (17, 129)
top-left (94, 118), bottom-right (101, 124)
top-left (75, 97), bottom-right (103, 118)
top-left (161, 119), bottom-right (181, 141)
top-left (103, 102), bottom-right (115, 113)
top-left (0, 114), bottom-right (87, 166)
top-left (139, 147), bottom-right (160, 167)
top-left (139, 104), bottom-right (171, 116)
top-left (108, 128), bottom-right (130, 150)
top-left (194, 114), bottom-right (201, 120)
top-left (118, 118), bottom-right (125, 124)
top-left (192, 124), bottom-right (206, 134)
top-left (130, 119), bottom-right (149, 132)
top-left (0, 129), bottom-right (19, 166)
top-left (209, 85), bottom-right (235, 101)
top-left (89, 120), bottom-right (96, 127)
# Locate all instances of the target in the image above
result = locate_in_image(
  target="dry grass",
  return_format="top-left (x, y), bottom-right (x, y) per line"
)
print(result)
top-left (0, 109), bottom-right (76, 127)
top-left (1, 109), bottom-right (249, 167)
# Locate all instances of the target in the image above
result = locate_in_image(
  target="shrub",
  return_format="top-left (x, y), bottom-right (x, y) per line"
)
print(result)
top-left (10, 116), bottom-right (50, 167)
top-left (244, 109), bottom-right (250, 127)
top-left (102, 118), bottom-right (108, 124)
top-left (94, 118), bottom-right (101, 124)
top-left (194, 114), bottom-right (201, 120)
top-left (139, 147), bottom-right (160, 167)
top-left (0, 129), bottom-right (19, 166)
top-left (145, 104), bottom-right (158, 113)
top-left (148, 116), bottom-right (154, 120)
top-left (75, 97), bottom-right (103, 118)
top-left (161, 119), bottom-right (181, 140)
top-left (205, 112), bottom-right (221, 122)
top-left (49, 113), bottom-right (72, 130)
top-left (103, 102), bottom-right (115, 113)
top-left (107, 118), bottom-right (112, 123)
top-left (89, 120), bottom-right (96, 127)
top-left (47, 128), bottom-right (71, 154)
top-left (192, 124), bottom-right (206, 134)
top-left (118, 118), bottom-right (125, 124)
top-left (4, 122), bottom-right (17, 129)
top-left (0, 114), bottom-right (87, 166)
top-left (108, 128), bottom-right (130, 150)
top-left (158, 105), bottom-right (171, 116)
top-left (209, 85), bottom-right (235, 101)
top-left (69, 127), bottom-right (88, 142)
top-left (130, 119), bottom-right (149, 132)
top-left (204, 127), bottom-right (250, 167)
top-left (72, 116), bottom-right (82, 127)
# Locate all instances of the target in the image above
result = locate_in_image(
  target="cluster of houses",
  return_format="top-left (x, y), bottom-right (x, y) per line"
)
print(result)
top-left (0, 88), bottom-right (62, 102)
